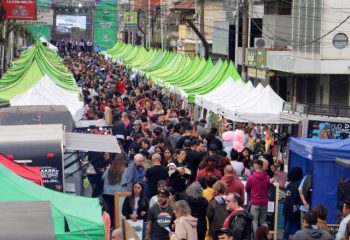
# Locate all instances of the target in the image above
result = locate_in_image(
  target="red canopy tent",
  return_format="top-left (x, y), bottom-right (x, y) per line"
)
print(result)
top-left (0, 154), bottom-right (43, 185)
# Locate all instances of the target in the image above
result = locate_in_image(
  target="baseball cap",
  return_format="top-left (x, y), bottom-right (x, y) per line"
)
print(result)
top-left (158, 189), bottom-right (170, 197)
top-left (215, 228), bottom-right (235, 237)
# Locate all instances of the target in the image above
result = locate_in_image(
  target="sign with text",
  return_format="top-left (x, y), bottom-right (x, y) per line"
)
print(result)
top-left (246, 48), bottom-right (256, 67)
top-left (18, 8), bottom-right (53, 25)
top-left (3, 0), bottom-right (37, 20)
top-left (256, 49), bottom-right (267, 69)
top-left (94, 0), bottom-right (118, 51)
top-left (307, 120), bottom-right (350, 139)
top-left (123, 11), bottom-right (138, 28)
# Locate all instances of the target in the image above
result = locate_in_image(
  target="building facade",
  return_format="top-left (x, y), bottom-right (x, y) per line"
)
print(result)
top-left (246, 0), bottom-right (350, 111)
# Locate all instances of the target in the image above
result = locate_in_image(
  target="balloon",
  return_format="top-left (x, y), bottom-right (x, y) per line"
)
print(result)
top-left (232, 129), bottom-right (244, 152)
top-left (222, 131), bottom-right (235, 141)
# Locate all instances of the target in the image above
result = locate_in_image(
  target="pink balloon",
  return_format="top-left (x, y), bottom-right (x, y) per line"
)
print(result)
top-left (222, 131), bottom-right (235, 141)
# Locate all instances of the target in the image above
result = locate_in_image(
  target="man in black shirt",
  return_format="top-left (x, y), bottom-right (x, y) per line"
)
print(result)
top-left (185, 138), bottom-right (203, 182)
top-left (145, 189), bottom-right (173, 240)
top-left (144, 153), bottom-right (168, 198)
top-left (175, 125), bottom-right (193, 149)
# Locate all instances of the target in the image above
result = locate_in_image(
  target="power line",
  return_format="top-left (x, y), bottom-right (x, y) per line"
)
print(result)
top-left (239, 0), bottom-right (350, 47)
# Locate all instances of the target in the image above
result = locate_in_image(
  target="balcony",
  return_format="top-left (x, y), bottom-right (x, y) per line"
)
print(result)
top-left (283, 102), bottom-right (350, 118)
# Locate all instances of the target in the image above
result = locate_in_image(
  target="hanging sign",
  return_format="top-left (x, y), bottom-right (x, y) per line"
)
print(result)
top-left (3, 0), bottom-right (37, 20)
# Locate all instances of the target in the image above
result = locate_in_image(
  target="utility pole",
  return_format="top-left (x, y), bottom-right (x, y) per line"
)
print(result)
top-left (234, 0), bottom-right (239, 69)
top-left (147, 0), bottom-right (151, 48)
top-left (1, 20), bottom-right (6, 74)
top-left (199, 0), bottom-right (204, 57)
top-left (247, 0), bottom-right (252, 48)
top-left (160, 0), bottom-right (164, 50)
top-left (242, 0), bottom-right (248, 80)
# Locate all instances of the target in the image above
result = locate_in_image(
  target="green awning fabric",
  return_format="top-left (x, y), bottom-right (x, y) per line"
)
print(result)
top-left (104, 42), bottom-right (242, 103)
top-left (0, 42), bottom-right (79, 101)
top-left (0, 163), bottom-right (105, 240)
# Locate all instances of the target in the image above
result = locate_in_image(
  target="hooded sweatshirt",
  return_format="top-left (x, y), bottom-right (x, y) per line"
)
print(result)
top-left (171, 215), bottom-right (198, 240)
top-left (245, 170), bottom-right (270, 205)
top-left (294, 226), bottom-right (332, 240)
top-left (221, 175), bottom-right (245, 201)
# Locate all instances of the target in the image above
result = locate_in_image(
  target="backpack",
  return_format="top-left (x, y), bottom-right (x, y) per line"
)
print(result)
top-left (228, 210), bottom-right (253, 240)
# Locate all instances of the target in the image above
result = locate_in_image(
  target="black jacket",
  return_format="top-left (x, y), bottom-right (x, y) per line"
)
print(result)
top-left (186, 196), bottom-right (208, 240)
top-left (122, 195), bottom-right (149, 221)
top-left (228, 210), bottom-right (253, 240)
top-left (169, 160), bottom-right (192, 193)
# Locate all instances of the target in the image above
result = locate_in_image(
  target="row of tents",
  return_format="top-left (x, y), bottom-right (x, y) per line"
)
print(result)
top-left (104, 42), bottom-right (289, 124)
top-left (0, 41), bottom-right (104, 239)
top-left (0, 41), bottom-right (83, 120)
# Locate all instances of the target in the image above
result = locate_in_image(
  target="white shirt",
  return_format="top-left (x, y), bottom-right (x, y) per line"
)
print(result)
top-left (230, 161), bottom-right (244, 176)
top-left (336, 213), bottom-right (350, 240)
top-left (149, 195), bottom-right (158, 209)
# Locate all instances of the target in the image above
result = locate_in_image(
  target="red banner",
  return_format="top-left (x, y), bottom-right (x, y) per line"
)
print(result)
top-left (2, 0), bottom-right (37, 20)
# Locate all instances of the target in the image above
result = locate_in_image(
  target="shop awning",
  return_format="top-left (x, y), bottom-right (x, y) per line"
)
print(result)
top-left (64, 132), bottom-right (121, 153)
top-left (0, 201), bottom-right (55, 240)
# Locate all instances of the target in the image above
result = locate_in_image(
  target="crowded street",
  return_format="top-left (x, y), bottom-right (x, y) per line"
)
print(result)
top-left (1, 0), bottom-right (350, 240)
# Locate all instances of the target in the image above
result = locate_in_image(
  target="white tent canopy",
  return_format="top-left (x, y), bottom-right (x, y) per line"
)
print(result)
top-left (196, 79), bottom-right (290, 124)
top-left (195, 77), bottom-right (246, 114)
top-left (10, 75), bottom-right (83, 120)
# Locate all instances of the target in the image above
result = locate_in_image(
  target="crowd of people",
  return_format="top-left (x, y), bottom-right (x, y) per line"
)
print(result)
top-left (62, 50), bottom-right (350, 240)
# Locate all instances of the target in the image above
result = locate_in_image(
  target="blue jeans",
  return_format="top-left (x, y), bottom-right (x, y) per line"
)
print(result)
top-left (284, 218), bottom-right (300, 240)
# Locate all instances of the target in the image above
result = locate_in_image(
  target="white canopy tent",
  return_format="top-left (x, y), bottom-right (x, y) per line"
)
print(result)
top-left (195, 77), bottom-right (246, 113)
top-left (10, 75), bottom-right (83, 120)
top-left (196, 79), bottom-right (296, 124)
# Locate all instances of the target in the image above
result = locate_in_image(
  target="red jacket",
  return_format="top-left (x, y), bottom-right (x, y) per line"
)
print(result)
top-left (196, 168), bottom-right (222, 181)
top-left (221, 175), bottom-right (245, 202)
top-left (245, 171), bottom-right (270, 206)
top-left (116, 81), bottom-right (126, 95)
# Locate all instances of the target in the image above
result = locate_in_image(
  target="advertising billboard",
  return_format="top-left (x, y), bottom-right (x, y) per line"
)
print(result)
top-left (2, 0), bottom-right (37, 20)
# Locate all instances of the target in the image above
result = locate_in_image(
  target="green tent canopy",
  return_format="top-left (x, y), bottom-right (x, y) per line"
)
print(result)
top-left (0, 163), bottom-right (105, 240)
top-left (104, 43), bottom-right (242, 103)
top-left (0, 42), bottom-right (79, 101)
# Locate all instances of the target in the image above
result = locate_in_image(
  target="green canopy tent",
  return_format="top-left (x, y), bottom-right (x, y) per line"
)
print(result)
top-left (0, 163), bottom-right (105, 240)
top-left (103, 43), bottom-right (242, 104)
top-left (0, 42), bottom-right (79, 101)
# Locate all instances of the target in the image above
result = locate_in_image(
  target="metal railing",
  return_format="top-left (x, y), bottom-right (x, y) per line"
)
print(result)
top-left (283, 102), bottom-right (350, 118)
top-left (308, 104), bottom-right (350, 118)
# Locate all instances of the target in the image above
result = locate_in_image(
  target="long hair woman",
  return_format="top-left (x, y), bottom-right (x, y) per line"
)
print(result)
top-left (122, 181), bottom-right (149, 222)
top-left (170, 200), bottom-right (198, 240)
top-left (102, 154), bottom-right (127, 227)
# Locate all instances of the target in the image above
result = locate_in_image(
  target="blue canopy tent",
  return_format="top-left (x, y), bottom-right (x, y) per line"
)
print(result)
top-left (289, 137), bottom-right (350, 223)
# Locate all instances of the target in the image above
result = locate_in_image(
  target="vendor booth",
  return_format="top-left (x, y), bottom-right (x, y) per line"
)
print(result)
top-left (0, 164), bottom-right (105, 240)
top-left (289, 137), bottom-right (350, 223)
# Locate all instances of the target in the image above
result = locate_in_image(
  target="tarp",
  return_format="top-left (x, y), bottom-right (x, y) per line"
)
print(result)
top-left (65, 132), bottom-right (121, 153)
top-left (0, 41), bottom-right (79, 100)
top-left (0, 163), bottom-right (105, 240)
top-left (0, 106), bottom-right (75, 132)
top-left (0, 154), bottom-right (43, 185)
top-left (10, 75), bottom-right (83, 120)
top-left (289, 137), bottom-right (350, 223)
top-left (0, 201), bottom-right (55, 240)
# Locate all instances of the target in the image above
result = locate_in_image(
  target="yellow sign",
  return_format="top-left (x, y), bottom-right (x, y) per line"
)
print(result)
top-left (179, 25), bottom-right (186, 39)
